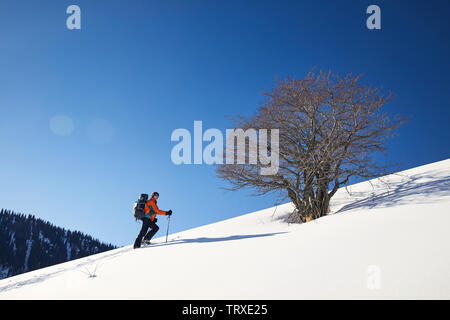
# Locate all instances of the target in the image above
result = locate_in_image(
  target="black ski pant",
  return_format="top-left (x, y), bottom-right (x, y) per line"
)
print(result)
top-left (134, 218), bottom-right (159, 247)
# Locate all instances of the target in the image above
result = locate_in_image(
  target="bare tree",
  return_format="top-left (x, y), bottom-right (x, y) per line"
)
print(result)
top-left (217, 70), bottom-right (406, 223)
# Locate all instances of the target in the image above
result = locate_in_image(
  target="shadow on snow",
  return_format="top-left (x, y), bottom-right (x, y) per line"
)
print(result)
top-left (335, 171), bottom-right (450, 214)
top-left (149, 232), bottom-right (288, 248)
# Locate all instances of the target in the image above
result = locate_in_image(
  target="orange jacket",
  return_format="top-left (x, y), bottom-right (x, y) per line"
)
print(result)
top-left (144, 198), bottom-right (167, 221)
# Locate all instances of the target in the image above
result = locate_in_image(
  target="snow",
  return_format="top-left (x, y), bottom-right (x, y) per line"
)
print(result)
top-left (9, 232), bottom-right (15, 247)
top-left (0, 266), bottom-right (9, 279)
top-left (0, 159), bottom-right (449, 299)
top-left (66, 242), bottom-right (71, 261)
top-left (23, 239), bottom-right (32, 272)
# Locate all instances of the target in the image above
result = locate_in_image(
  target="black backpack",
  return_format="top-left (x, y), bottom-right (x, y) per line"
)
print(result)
top-left (133, 193), bottom-right (148, 220)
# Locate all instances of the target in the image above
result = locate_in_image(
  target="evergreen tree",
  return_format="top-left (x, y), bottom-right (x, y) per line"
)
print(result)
top-left (0, 208), bottom-right (116, 279)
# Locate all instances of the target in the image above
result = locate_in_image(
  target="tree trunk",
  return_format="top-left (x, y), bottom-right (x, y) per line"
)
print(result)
top-left (287, 183), bottom-right (330, 223)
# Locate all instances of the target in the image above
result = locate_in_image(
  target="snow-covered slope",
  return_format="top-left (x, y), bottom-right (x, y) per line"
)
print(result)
top-left (0, 159), bottom-right (449, 299)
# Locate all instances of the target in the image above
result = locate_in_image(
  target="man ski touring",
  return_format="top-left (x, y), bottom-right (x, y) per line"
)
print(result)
top-left (134, 192), bottom-right (172, 249)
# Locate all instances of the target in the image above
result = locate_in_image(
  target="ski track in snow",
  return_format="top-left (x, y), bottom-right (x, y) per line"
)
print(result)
top-left (0, 246), bottom-right (132, 293)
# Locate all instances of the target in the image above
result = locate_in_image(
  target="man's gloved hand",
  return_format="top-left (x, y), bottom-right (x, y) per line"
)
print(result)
top-left (153, 217), bottom-right (158, 223)
top-left (166, 210), bottom-right (173, 216)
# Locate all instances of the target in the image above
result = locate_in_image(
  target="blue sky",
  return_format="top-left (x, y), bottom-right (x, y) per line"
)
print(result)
top-left (1, 0), bottom-right (449, 247)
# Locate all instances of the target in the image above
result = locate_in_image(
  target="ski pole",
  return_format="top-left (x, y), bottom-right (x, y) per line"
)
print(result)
top-left (165, 215), bottom-right (171, 243)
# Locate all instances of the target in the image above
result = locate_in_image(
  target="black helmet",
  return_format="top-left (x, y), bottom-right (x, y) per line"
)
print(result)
top-left (151, 192), bottom-right (159, 198)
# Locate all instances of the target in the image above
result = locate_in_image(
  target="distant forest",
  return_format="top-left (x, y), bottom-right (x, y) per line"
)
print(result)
top-left (0, 208), bottom-right (116, 280)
